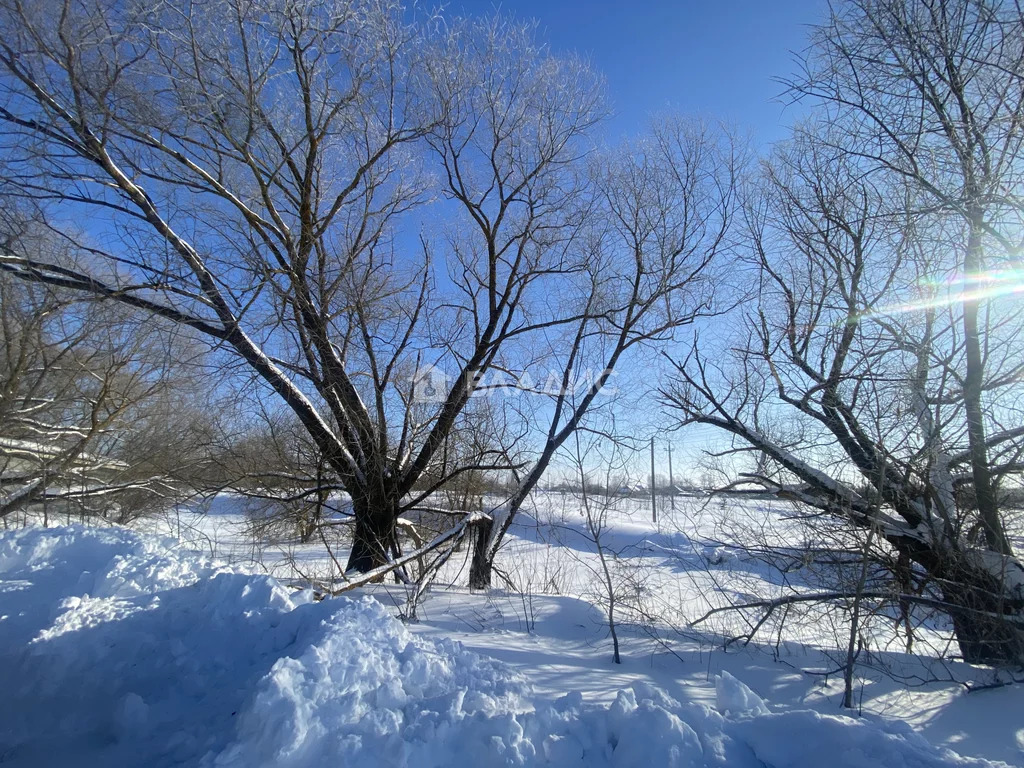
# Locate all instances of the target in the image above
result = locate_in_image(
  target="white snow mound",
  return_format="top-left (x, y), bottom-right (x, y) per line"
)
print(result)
top-left (0, 525), bottom-right (1007, 767)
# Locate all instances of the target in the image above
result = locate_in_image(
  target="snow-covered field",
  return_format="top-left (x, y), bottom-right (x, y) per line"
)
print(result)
top-left (1, 494), bottom-right (1022, 766)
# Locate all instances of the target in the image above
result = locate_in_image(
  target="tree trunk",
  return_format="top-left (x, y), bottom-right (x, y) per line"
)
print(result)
top-left (345, 490), bottom-right (399, 574)
top-left (903, 536), bottom-right (1024, 665)
top-left (938, 562), bottom-right (1024, 666)
top-left (962, 212), bottom-right (1012, 556)
top-left (468, 515), bottom-right (494, 590)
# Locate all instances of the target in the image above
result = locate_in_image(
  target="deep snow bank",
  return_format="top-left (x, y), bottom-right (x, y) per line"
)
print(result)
top-left (0, 526), bottom-right (1005, 767)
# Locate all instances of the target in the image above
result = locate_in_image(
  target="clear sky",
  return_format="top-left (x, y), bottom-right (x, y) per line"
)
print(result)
top-left (448, 0), bottom-right (828, 143)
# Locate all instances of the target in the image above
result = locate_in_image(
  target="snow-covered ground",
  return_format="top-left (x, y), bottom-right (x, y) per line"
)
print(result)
top-left (1, 494), bottom-right (1022, 766)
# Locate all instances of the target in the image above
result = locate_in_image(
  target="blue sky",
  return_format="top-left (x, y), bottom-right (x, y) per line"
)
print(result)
top-left (449, 0), bottom-right (827, 143)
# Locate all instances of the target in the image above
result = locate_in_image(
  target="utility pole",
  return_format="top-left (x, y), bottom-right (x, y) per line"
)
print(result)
top-left (668, 441), bottom-right (675, 511)
top-left (650, 436), bottom-right (657, 524)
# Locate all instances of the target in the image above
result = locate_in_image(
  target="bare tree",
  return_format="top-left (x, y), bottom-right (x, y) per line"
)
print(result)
top-left (785, 0), bottom-right (1024, 559)
top-left (568, 423), bottom-right (634, 664)
top-left (665, 72), bottom-right (1024, 666)
top-left (214, 409), bottom-right (344, 544)
top-left (0, 251), bottom-right (203, 524)
top-left (0, 0), bottom-right (624, 573)
top-left (468, 117), bottom-right (740, 587)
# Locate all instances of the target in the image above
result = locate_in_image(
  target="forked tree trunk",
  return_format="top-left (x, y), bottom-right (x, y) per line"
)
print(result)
top-left (345, 489), bottom-right (400, 574)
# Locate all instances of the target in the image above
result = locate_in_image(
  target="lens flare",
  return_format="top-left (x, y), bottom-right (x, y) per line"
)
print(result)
top-left (865, 267), bottom-right (1024, 319)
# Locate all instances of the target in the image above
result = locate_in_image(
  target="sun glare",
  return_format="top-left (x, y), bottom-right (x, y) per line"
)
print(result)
top-left (868, 267), bottom-right (1024, 318)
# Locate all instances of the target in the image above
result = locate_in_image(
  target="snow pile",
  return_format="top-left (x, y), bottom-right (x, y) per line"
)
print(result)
top-left (0, 526), bottom-right (1006, 768)
top-left (716, 671), bottom-right (770, 717)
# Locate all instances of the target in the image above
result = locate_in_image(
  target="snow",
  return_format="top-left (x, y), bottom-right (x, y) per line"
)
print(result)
top-left (0, 524), bottom-right (1012, 767)
top-left (127, 493), bottom-right (1024, 762)
top-left (716, 671), bottom-right (769, 717)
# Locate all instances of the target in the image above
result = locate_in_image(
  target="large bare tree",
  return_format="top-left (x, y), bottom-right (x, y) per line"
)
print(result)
top-left (788, 0), bottom-right (1024, 557)
top-left (0, 0), bottom-right (622, 571)
top-left (666, 0), bottom-right (1024, 665)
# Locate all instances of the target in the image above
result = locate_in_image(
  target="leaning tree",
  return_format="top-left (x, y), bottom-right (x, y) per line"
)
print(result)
top-left (666, 0), bottom-right (1024, 665)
